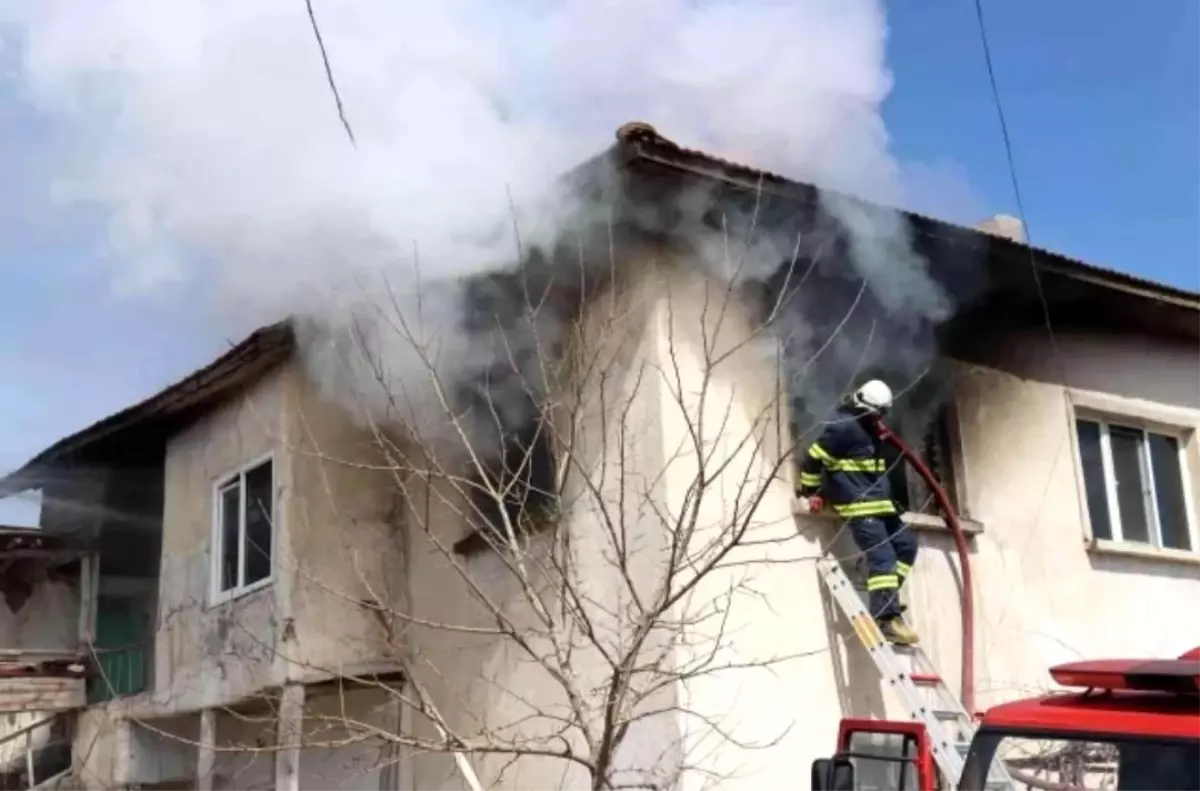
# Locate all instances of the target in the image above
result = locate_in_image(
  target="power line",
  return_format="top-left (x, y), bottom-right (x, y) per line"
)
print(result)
top-left (971, 0), bottom-right (1071, 388)
top-left (972, 0), bottom-right (1080, 553)
top-left (304, 0), bottom-right (357, 148)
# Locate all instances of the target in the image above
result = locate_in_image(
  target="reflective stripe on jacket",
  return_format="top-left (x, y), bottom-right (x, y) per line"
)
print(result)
top-left (795, 406), bottom-right (897, 517)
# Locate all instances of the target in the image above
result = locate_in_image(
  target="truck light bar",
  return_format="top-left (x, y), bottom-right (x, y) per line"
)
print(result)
top-left (1050, 656), bottom-right (1200, 695)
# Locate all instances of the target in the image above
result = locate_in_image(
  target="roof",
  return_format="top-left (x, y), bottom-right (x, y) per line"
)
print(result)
top-left (1, 321), bottom-right (295, 485)
top-left (980, 690), bottom-right (1199, 741)
top-left (607, 122), bottom-right (1200, 310)
top-left (5, 123), bottom-right (1197, 478)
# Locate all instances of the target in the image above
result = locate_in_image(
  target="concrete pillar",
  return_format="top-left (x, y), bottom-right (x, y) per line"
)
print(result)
top-left (196, 708), bottom-right (216, 791)
top-left (274, 683), bottom-right (305, 791)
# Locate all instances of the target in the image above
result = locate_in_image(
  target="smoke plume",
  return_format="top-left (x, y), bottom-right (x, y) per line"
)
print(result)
top-left (2, 0), bottom-right (957, 497)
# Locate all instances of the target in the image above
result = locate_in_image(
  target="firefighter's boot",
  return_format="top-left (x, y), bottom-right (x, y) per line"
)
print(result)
top-left (880, 616), bottom-right (920, 645)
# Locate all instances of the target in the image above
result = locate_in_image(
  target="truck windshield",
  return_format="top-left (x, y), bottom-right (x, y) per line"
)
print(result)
top-left (961, 729), bottom-right (1200, 791)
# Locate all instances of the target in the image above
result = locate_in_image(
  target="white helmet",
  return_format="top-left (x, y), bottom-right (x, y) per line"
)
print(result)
top-left (851, 379), bottom-right (893, 414)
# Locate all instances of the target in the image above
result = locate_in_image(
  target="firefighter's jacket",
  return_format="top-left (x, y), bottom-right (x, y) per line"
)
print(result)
top-left (796, 406), bottom-right (898, 518)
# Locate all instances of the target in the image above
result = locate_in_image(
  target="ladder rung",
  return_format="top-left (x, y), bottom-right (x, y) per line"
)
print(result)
top-left (933, 709), bottom-right (962, 720)
top-left (910, 672), bottom-right (942, 685)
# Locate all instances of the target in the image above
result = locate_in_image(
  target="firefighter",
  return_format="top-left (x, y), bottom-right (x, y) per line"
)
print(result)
top-left (795, 379), bottom-right (920, 645)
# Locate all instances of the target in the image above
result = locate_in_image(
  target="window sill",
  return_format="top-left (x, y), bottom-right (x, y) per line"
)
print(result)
top-left (792, 506), bottom-right (984, 536)
top-left (1087, 539), bottom-right (1200, 566)
top-left (903, 511), bottom-right (984, 536)
top-left (453, 514), bottom-right (561, 557)
top-left (208, 576), bottom-right (274, 609)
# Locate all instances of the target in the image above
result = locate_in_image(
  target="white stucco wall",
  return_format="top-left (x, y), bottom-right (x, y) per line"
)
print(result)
top-left (648, 268), bottom-right (848, 790)
top-left (375, 260), bottom-right (853, 790)
top-left (390, 281), bottom-right (1200, 789)
top-left (390, 272), bottom-right (668, 790)
top-left (904, 328), bottom-right (1200, 713)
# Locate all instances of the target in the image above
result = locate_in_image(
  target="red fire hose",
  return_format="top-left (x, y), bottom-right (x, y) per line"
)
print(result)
top-left (877, 422), bottom-right (977, 718)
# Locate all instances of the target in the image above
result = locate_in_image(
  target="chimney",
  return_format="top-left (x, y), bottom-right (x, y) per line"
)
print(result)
top-left (975, 214), bottom-right (1026, 243)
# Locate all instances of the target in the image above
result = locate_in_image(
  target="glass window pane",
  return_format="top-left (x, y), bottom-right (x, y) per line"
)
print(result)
top-left (983, 734), bottom-right (1199, 791)
top-left (243, 461), bottom-right (274, 586)
top-left (219, 482), bottom-right (241, 592)
top-left (1075, 420), bottom-right (1112, 540)
top-left (1149, 433), bottom-right (1191, 551)
top-left (1108, 426), bottom-right (1150, 543)
top-left (844, 731), bottom-right (918, 790)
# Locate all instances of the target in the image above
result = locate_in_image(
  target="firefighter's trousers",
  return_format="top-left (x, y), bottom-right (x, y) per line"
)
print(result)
top-left (847, 514), bottom-right (917, 620)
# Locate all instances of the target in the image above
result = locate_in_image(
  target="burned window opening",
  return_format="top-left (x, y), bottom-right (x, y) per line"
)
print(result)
top-left (450, 363), bottom-right (560, 556)
top-left (786, 395), bottom-right (959, 517)
top-left (456, 424), bottom-right (559, 556)
top-left (451, 261), bottom-right (567, 556)
top-left (756, 233), bottom-right (960, 520)
top-left (883, 404), bottom-right (959, 517)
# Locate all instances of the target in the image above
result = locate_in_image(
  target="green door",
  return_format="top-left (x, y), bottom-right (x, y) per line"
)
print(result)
top-left (89, 596), bottom-right (148, 703)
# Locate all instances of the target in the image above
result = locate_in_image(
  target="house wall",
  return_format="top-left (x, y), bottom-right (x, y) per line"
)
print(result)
top-left (280, 365), bottom-right (407, 679)
top-left (72, 708), bottom-right (128, 790)
top-left (0, 576), bottom-right (78, 653)
top-left (369, 272), bottom-right (662, 790)
top-left (647, 266), bottom-right (852, 788)
top-left (295, 686), bottom-right (397, 790)
top-left (903, 327), bottom-right (1200, 710)
top-left (73, 688), bottom-right (397, 790)
top-left (358, 258), bottom-right (854, 790)
top-left (206, 686), bottom-right (396, 790)
top-left (153, 367), bottom-right (290, 711)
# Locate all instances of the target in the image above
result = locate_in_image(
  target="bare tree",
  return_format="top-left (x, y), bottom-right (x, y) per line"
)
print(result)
top-left (234, 227), bottom-right (851, 791)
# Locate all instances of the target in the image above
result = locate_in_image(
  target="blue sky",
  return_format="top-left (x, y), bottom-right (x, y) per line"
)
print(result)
top-left (0, 0), bottom-right (1196, 525)
top-left (884, 0), bottom-right (1199, 290)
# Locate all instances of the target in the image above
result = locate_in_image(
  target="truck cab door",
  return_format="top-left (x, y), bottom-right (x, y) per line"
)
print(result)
top-left (811, 718), bottom-right (939, 791)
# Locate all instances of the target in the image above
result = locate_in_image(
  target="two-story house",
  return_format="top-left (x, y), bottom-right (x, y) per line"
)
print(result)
top-left (1, 123), bottom-right (1196, 790)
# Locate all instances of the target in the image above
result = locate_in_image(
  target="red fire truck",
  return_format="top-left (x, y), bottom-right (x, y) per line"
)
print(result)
top-left (811, 648), bottom-right (1200, 790)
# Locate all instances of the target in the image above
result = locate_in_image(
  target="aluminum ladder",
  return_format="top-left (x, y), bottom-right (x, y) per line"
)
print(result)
top-left (816, 555), bottom-right (1015, 790)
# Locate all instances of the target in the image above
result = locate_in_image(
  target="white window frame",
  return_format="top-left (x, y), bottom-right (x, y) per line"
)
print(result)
top-left (1077, 416), bottom-right (1198, 553)
top-left (210, 453), bottom-right (276, 605)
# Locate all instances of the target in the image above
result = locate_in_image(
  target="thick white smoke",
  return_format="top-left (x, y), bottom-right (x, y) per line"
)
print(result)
top-left (1, 0), bottom-right (953, 469)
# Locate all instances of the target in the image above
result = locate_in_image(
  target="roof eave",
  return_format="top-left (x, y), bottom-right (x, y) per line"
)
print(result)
top-left (607, 123), bottom-right (1199, 314)
top-left (0, 320), bottom-right (296, 491)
